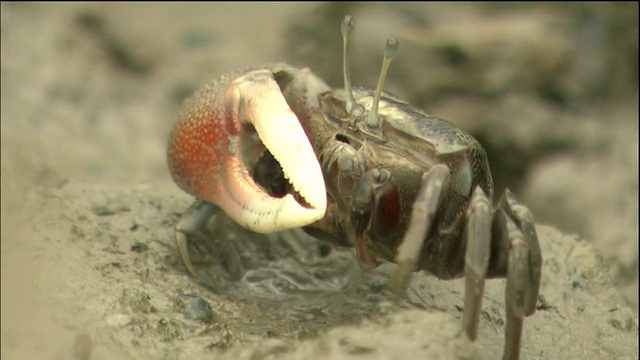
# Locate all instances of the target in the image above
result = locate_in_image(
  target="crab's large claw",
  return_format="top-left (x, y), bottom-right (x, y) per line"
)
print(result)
top-left (167, 68), bottom-right (327, 232)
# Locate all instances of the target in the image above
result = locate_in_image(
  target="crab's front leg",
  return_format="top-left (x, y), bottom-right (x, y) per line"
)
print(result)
top-left (167, 68), bottom-right (328, 274)
top-left (174, 200), bottom-right (219, 275)
top-left (389, 164), bottom-right (451, 297)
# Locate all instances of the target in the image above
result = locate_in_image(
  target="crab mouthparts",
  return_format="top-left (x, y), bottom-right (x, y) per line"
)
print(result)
top-left (223, 70), bottom-right (327, 233)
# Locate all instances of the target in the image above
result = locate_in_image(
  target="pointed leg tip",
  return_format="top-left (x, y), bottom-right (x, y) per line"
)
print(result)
top-left (464, 323), bottom-right (479, 341)
top-left (176, 231), bottom-right (197, 276)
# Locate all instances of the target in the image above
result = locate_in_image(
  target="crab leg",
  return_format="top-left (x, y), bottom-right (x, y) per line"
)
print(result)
top-left (389, 164), bottom-right (450, 299)
top-left (499, 190), bottom-right (542, 316)
top-left (496, 190), bottom-right (542, 360)
top-left (503, 224), bottom-right (528, 360)
top-left (174, 200), bottom-right (219, 275)
top-left (463, 186), bottom-right (492, 340)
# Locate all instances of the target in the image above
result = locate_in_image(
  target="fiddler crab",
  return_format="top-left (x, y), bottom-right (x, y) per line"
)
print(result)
top-left (167, 16), bottom-right (542, 360)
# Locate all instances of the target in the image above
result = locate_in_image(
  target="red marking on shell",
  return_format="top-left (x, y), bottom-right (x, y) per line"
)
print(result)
top-left (375, 185), bottom-right (401, 236)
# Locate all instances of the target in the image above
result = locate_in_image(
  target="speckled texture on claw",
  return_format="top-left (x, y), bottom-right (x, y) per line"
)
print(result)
top-left (167, 68), bottom-right (327, 233)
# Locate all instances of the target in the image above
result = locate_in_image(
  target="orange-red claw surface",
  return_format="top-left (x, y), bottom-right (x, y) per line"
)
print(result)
top-left (167, 69), bottom-right (327, 233)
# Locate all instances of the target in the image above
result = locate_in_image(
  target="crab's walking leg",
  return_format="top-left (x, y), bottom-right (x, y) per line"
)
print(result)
top-left (463, 186), bottom-right (492, 340)
top-left (175, 200), bottom-right (219, 275)
top-left (502, 221), bottom-right (528, 360)
top-left (389, 164), bottom-right (450, 299)
top-left (499, 190), bottom-right (542, 316)
top-left (495, 190), bottom-right (542, 360)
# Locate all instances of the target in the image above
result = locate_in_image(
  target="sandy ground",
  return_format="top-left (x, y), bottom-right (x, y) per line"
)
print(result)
top-left (1, 3), bottom-right (638, 359)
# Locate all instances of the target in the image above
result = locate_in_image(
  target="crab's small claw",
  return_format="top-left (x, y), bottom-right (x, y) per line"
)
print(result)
top-left (173, 200), bottom-right (219, 275)
top-left (168, 69), bottom-right (327, 236)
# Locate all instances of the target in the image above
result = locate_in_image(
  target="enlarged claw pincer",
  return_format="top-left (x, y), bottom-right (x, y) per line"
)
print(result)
top-left (168, 68), bottom-right (327, 233)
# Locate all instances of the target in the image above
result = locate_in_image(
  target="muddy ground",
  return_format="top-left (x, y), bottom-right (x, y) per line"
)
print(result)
top-left (1, 3), bottom-right (638, 359)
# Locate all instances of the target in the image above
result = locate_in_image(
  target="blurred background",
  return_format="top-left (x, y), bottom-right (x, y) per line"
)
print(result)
top-left (1, 3), bottom-right (637, 308)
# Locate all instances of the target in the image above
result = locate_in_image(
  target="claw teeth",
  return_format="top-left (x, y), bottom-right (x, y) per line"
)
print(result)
top-left (233, 70), bottom-right (327, 231)
top-left (256, 105), bottom-right (326, 211)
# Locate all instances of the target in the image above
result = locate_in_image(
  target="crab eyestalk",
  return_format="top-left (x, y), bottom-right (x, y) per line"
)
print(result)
top-left (366, 38), bottom-right (399, 129)
top-left (341, 15), bottom-right (357, 115)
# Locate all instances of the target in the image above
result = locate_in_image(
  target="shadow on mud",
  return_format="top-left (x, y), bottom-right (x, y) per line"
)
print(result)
top-left (178, 214), bottom-right (390, 336)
